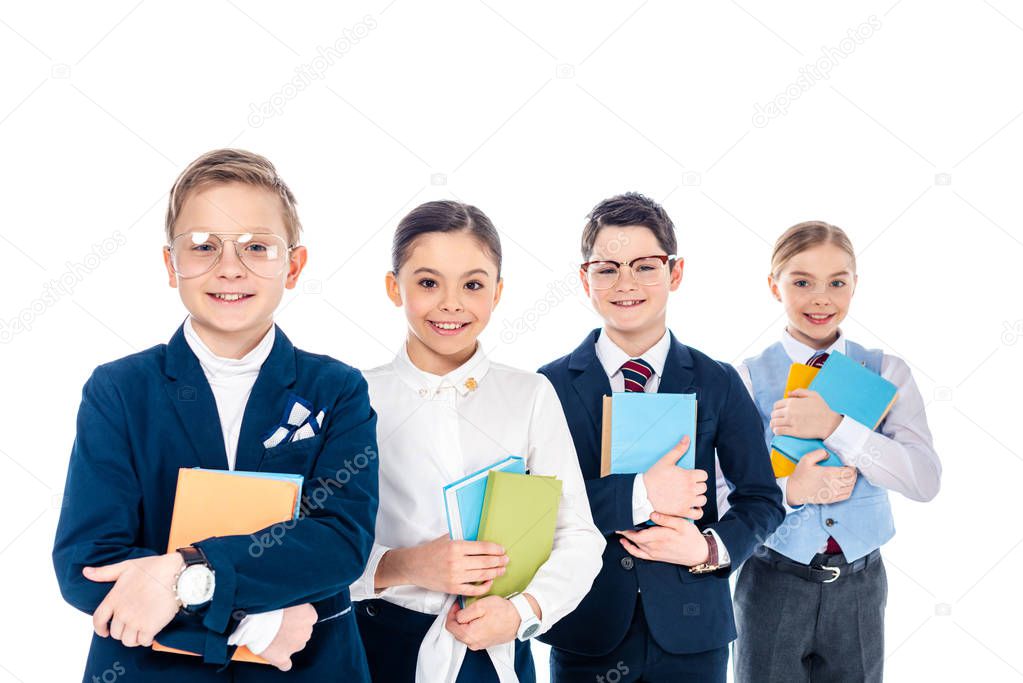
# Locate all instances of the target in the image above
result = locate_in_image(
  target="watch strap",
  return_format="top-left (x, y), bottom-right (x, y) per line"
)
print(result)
top-left (689, 530), bottom-right (720, 574)
top-left (177, 545), bottom-right (209, 568)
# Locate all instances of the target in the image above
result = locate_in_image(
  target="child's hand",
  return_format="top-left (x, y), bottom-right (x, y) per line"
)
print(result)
top-left (445, 594), bottom-right (532, 651)
top-left (258, 603), bottom-right (317, 671)
top-left (617, 512), bottom-right (710, 566)
top-left (642, 436), bottom-right (707, 519)
top-left (770, 389), bottom-right (843, 439)
top-left (785, 449), bottom-right (857, 506)
top-left (83, 552), bottom-right (184, 647)
top-left (379, 535), bottom-right (509, 596)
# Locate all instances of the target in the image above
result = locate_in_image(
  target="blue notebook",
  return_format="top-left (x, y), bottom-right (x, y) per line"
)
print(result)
top-left (193, 468), bottom-right (304, 519)
top-left (600, 392), bottom-right (697, 476)
top-left (443, 456), bottom-right (526, 541)
top-left (771, 351), bottom-right (898, 468)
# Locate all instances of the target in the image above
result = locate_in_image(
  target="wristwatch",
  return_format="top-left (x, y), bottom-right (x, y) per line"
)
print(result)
top-left (689, 531), bottom-right (721, 575)
top-left (174, 545), bottom-right (216, 612)
top-left (509, 593), bottom-right (541, 641)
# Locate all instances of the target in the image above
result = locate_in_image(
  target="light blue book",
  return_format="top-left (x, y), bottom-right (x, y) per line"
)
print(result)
top-left (771, 351), bottom-right (898, 468)
top-left (443, 456), bottom-right (526, 541)
top-left (600, 392), bottom-right (697, 476)
top-left (193, 467), bottom-right (304, 519)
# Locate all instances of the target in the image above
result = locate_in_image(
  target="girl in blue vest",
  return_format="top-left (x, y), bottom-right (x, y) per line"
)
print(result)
top-left (732, 221), bottom-right (941, 683)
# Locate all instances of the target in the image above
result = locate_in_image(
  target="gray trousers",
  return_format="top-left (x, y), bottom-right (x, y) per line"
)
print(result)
top-left (734, 549), bottom-right (887, 683)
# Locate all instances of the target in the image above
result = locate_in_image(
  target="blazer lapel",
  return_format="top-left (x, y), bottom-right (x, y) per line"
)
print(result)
top-left (234, 325), bottom-right (297, 472)
top-left (656, 332), bottom-right (697, 397)
top-left (568, 330), bottom-right (612, 455)
top-left (163, 323), bottom-right (229, 470)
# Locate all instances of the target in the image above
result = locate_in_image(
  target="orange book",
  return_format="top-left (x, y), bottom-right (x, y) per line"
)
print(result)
top-left (152, 468), bottom-right (302, 664)
top-left (769, 364), bottom-right (819, 478)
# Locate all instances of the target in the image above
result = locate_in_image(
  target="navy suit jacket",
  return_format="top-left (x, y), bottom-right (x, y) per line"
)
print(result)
top-left (53, 323), bottom-right (379, 682)
top-left (537, 330), bottom-right (784, 656)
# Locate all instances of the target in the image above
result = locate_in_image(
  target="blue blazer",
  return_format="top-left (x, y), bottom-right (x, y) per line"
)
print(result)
top-left (538, 330), bottom-right (784, 656)
top-left (52, 323), bottom-right (379, 682)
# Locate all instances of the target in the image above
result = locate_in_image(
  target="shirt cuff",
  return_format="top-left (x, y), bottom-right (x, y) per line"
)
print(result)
top-left (707, 528), bottom-right (731, 566)
top-left (824, 415), bottom-right (873, 467)
top-left (776, 476), bottom-right (804, 513)
top-left (349, 543), bottom-right (392, 601)
top-left (631, 474), bottom-right (655, 526)
top-left (227, 609), bottom-right (283, 655)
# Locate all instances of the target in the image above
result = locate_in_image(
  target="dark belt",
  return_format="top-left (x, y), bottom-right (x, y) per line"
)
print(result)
top-left (761, 547), bottom-right (881, 584)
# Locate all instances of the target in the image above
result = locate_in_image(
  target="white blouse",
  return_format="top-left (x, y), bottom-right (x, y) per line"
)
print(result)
top-left (350, 342), bottom-right (604, 683)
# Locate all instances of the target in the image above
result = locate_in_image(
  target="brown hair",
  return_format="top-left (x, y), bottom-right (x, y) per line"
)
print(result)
top-left (165, 148), bottom-right (301, 245)
top-left (771, 221), bottom-right (856, 276)
top-left (391, 200), bottom-right (502, 277)
top-left (581, 192), bottom-right (676, 260)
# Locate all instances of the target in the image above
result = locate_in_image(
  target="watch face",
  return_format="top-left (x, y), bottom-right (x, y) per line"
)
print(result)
top-left (177, 565), bottom-right (215, 606)
top-left (522, 623), bottom-right (540, 639)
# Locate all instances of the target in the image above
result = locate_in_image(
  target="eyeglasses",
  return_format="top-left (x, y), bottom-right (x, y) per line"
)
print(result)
top-left (580, 254), bottom-right (675, 290)
top-left (166, 232), bottom-right (294, 279)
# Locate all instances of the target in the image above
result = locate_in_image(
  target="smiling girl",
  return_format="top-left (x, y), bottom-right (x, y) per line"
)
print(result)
top-left (732, 221), bottom-right (942, 683)
top-left (348, 200), bottom-right (603, 683)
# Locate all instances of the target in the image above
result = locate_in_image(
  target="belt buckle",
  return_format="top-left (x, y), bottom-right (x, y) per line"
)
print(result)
top-left (822, 566), bottom-right (841, 583)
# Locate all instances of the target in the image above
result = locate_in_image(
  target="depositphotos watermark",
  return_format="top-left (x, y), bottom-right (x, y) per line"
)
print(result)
top-left (1, 230), bottom-right (127, 344)
top-left (248, 15), bottom-right (378, 127)
top-left (248, 445), bottom-right (378, 557)
top-left (752, 15), bottom-right (882, 128)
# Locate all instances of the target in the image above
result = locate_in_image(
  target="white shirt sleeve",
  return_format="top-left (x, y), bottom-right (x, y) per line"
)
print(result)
top-left (631, 474), bottom-right (655, 525)
top-left (227, 609), bottom-right (284, 655)
top-left (349, 542), bottom-right (393, 602)
top-left (522, 378), bottom-right (606, 634)
top-left (824, 355), bottom-right (942, 502)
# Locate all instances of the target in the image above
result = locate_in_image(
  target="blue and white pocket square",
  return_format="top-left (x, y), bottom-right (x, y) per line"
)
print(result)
top-left (262, 394), bottom-right (326, 448)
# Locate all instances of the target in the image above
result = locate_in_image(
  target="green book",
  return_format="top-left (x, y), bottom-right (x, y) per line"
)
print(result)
top-left (468, 470), bottom-right (562, 605)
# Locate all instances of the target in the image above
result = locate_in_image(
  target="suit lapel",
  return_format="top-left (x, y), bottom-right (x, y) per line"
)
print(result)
top-left (234, 326), bottom-right (297, 472)
top-left (163, 324), bottom-right (229, 470)
top-left (568, 330), bottom-right (612, 457)
top-left (656, 332), bottom-right (696, 397)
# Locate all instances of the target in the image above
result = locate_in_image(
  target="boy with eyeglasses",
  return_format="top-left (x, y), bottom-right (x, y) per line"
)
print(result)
top-left (52, 148), bottom-right (379, 682)
top-left (536, 192), bottom-right (784, 682)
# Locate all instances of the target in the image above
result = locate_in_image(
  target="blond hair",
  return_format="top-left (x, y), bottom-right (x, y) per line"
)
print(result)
top-left (165, 148), bottom-right (301, 245)
top-left (771, 220), bottom-right (856, 276)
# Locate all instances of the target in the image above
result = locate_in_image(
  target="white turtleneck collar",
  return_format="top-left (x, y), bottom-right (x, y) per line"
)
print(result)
top-left (183, 318), bottom-right (276, 380)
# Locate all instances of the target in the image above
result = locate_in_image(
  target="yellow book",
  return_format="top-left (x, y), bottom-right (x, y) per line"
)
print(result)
top-left (769, 364), bottom-right (819, 478)
top-left (152, 468), bottom-right (301, 664)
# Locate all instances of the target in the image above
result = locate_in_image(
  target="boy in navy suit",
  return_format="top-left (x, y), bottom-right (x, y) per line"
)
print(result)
top-left (52, 149), bottom-right (379, 682)
top-left (538, 193), bottom-right (785, 682)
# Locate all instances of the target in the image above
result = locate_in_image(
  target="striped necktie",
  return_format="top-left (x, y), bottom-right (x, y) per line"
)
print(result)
top-left (620, 358), bottom-right (655, 392)
top-left (807, 350), bottom-right (843, 555)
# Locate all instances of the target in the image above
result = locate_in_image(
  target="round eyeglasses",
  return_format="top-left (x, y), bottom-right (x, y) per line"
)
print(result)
top-left (580, 254), bottom-right (675, 290)
top-left (167, 232), bottom-right (294, 279)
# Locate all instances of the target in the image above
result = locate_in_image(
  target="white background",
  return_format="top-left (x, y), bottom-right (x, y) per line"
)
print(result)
top-left (1, 1), bottom-right (1021, 681)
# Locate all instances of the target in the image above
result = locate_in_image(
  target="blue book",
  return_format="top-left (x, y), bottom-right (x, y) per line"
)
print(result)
top-left (600, 392), bottom-right (697, 476)
top-left (771, 351), bottom-right (898, 468)
top-left (443, 456), bottom-right (526, 542)
top-left (193, 467), bottom-right (304, 519)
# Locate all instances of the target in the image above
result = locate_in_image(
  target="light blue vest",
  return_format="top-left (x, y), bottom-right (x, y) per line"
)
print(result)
top-left (746, 341), bottom-right (895, 563)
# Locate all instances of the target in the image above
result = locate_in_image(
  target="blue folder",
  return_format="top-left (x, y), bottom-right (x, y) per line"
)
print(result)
top-left (442, 456), bottom-right (526, 542)
top-left (600, 392), bottom-right (697, 476)
top-left (193, 467), bottom-right (304, 519)
top-left (771, 351), bottom-right (898, 468)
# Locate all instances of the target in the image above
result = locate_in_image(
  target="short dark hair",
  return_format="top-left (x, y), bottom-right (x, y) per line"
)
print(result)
top-left (581, 192), bottom-right (677, 259)
top-left (391, 200), bottom-right (502, 277)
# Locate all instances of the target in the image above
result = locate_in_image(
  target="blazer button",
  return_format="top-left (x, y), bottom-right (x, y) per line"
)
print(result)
top-left (620, 556), bottom-right (634, 570)
top-left (825, 518), bottom-right (835, 527)
top-left (364, 603), bottom-right (378, 617)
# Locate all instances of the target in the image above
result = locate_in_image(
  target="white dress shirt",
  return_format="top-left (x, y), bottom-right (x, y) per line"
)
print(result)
top-left (732, 329), bottom-right (942, 530)
top-left (183, 318), bottom-right (284, 655)
top-left (594, 329), bottom-right (731, 565)
top-left (349, 342), bottom-right (604, 683)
